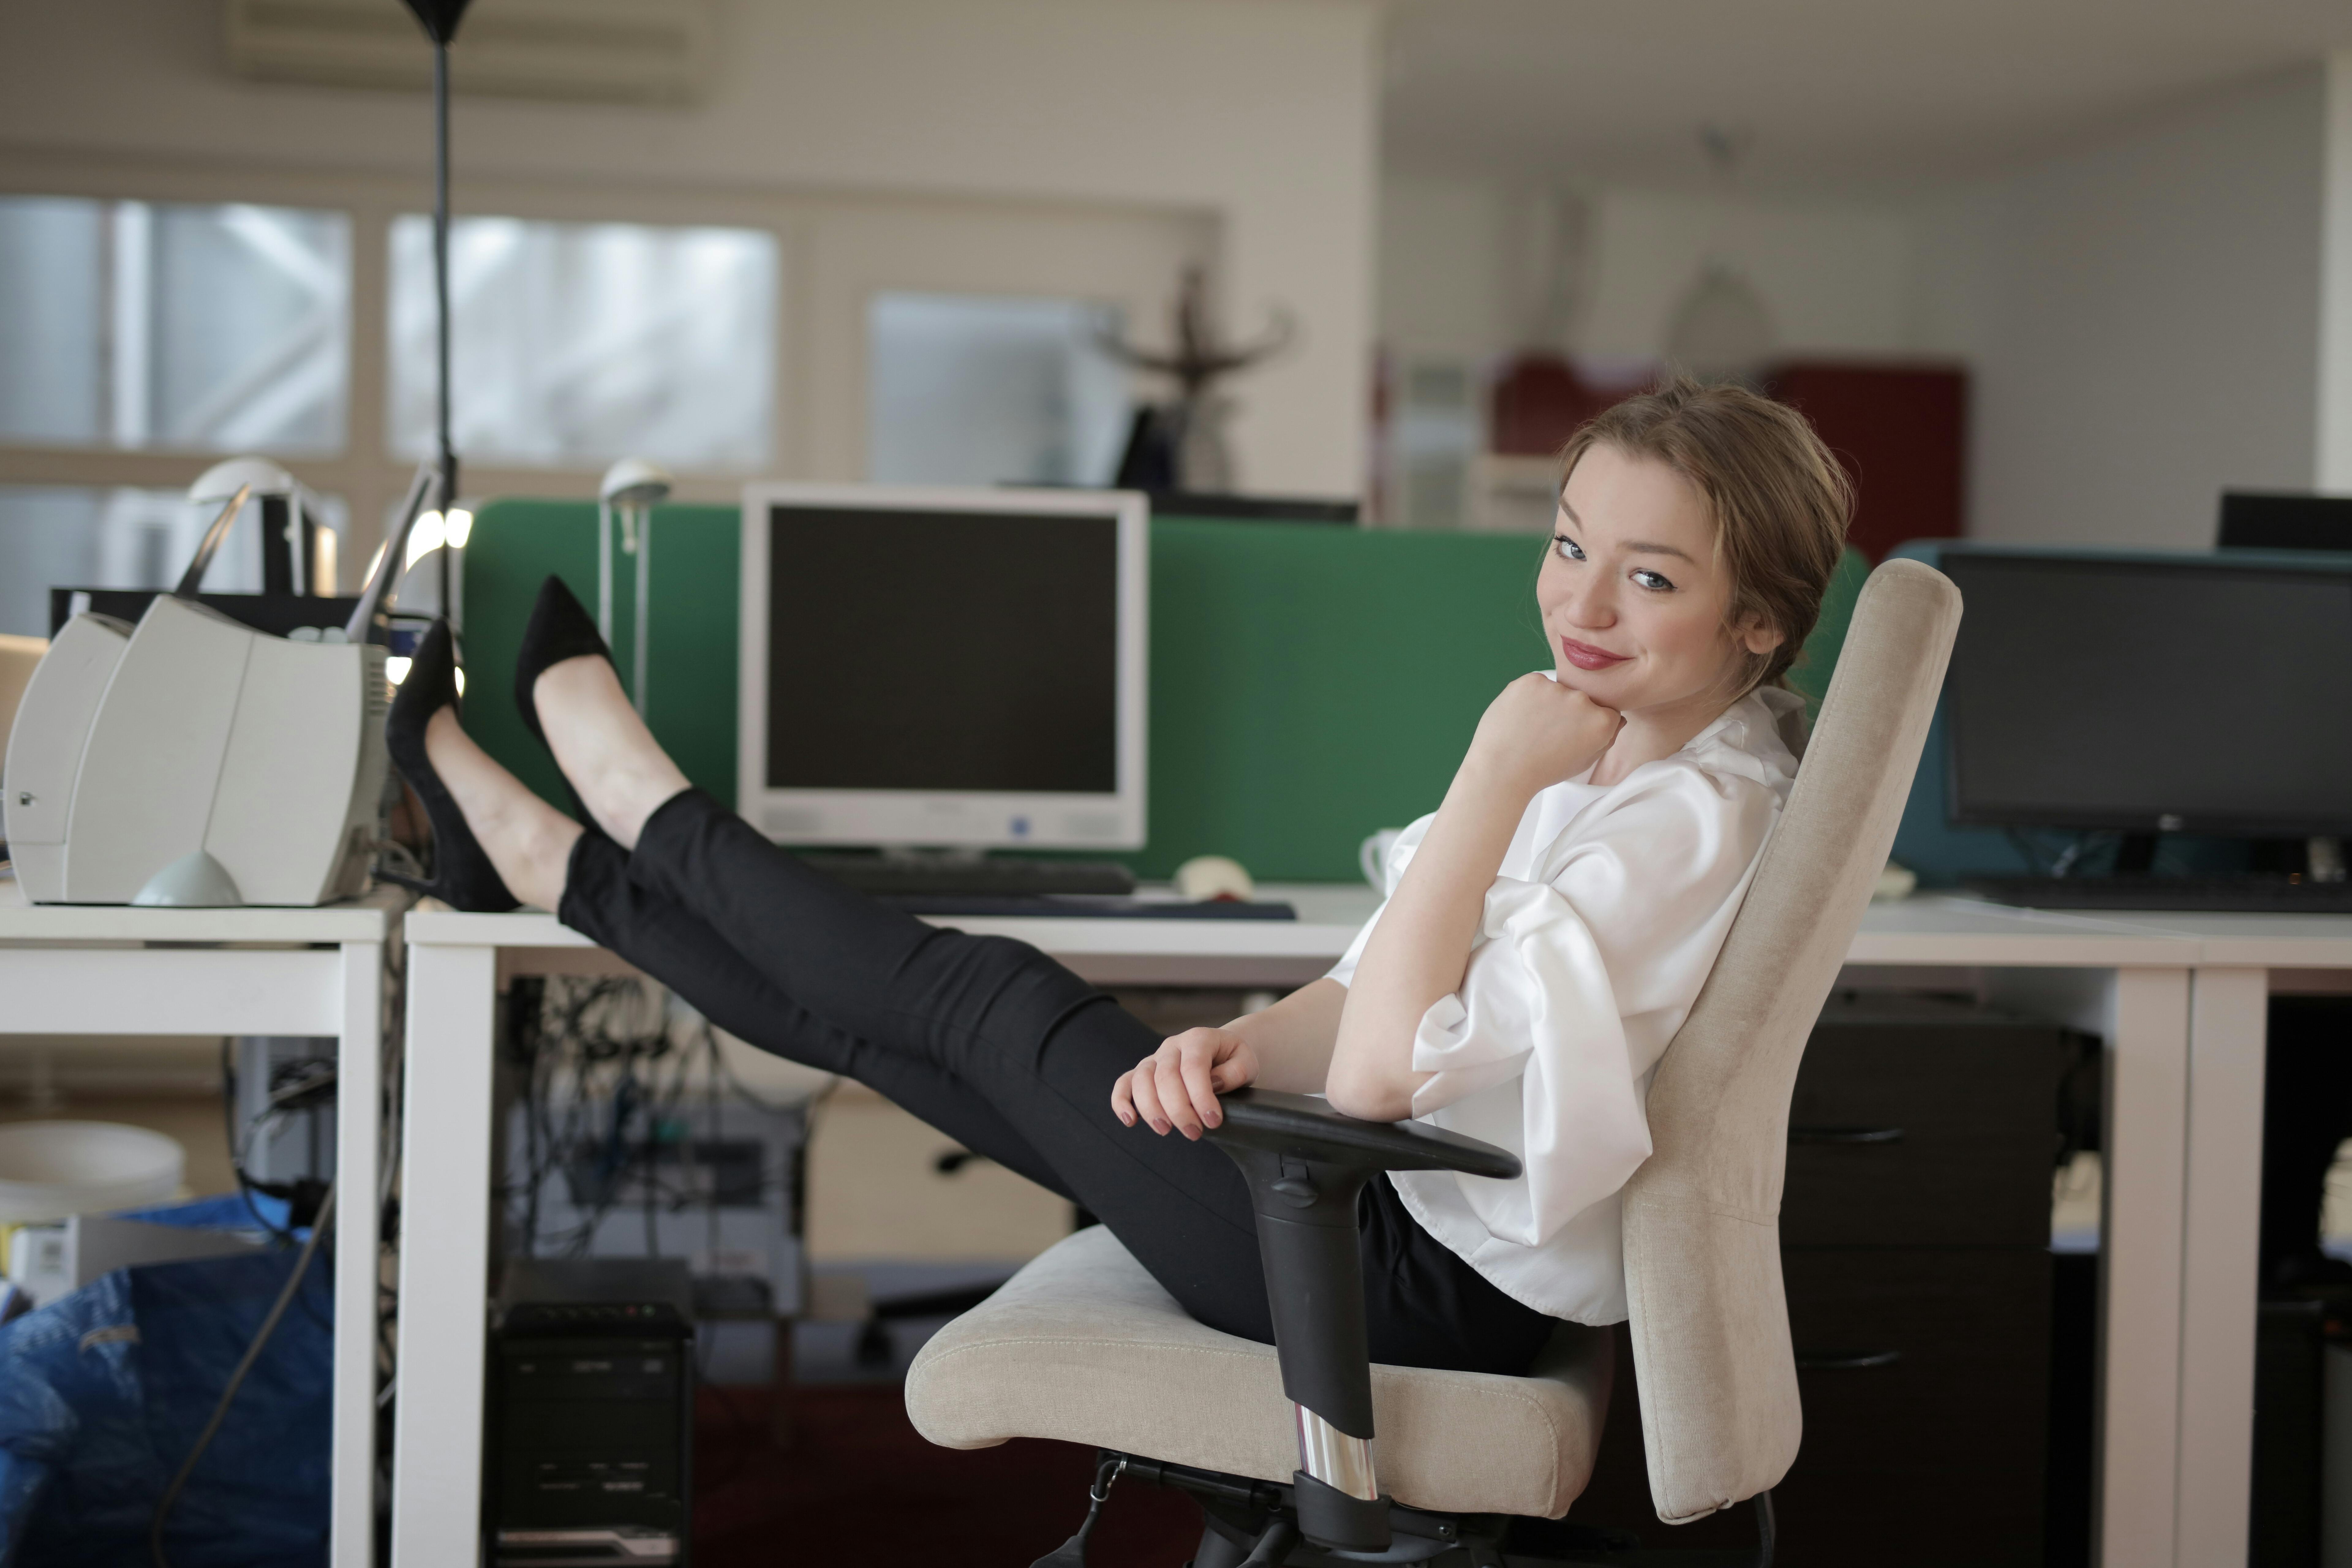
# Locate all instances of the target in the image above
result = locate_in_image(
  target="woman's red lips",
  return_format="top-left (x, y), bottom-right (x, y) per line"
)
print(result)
top-left (1559, 636), bottom-right (1629, 671)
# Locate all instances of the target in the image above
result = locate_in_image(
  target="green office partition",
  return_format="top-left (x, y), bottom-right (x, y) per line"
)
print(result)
top-left (1787, 544), bottom-right (1868, 718)
top-left (463, 499), bottom-right (1863, 883)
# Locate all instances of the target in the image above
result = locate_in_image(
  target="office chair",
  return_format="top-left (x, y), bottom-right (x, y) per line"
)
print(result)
top-left (905, 559), bottom-right (1962, 1566)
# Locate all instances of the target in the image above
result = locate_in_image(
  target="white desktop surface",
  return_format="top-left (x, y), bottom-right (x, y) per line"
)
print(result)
top-left (0, 873), bottom-right (402, 943)
top-left (405, 881), bottom-right (1382, 987)
top-left (0, 874), bottom-right (401, 1568)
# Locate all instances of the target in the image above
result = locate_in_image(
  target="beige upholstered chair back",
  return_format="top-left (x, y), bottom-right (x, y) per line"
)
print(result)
top-left (1619, 559), bottom-right (1961, 1524)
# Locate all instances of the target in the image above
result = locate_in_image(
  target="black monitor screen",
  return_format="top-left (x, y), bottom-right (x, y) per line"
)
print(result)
top-left (763, 505), bottom-right (1118, 793)
top-left (1943, 553), bottom-right (2352, 835)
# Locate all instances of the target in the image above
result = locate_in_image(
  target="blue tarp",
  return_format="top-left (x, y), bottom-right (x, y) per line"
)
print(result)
top-left (0, 1242), bottom-right (332, 1568)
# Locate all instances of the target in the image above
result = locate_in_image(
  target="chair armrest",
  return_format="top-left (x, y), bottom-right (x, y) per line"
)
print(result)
top-left (1211, 1088), bottom-right (1521, 1180)
top-left (1202, 1090), bottom-right (1520, 1552)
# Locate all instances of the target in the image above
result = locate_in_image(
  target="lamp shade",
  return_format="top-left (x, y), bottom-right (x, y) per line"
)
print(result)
top-left (399, 0), bottom-right (473, 44)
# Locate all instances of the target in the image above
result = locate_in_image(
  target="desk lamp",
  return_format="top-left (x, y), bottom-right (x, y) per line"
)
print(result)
top-left (597, 457), bottom-right (674, 717)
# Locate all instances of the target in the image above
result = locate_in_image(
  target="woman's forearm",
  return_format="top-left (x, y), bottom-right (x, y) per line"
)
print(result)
top-left (1224, 977), bottom-right (1347, 1093)
top-left (1326, 762), bottom-right (1532, 1119)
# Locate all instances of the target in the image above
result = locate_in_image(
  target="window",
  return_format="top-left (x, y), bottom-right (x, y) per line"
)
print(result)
top-left (0, 197), bottom-right (349, 454)
top-left (867, 292), bottom-right (1128, 487)
top-left (387, 215), bottom-right (778, 471)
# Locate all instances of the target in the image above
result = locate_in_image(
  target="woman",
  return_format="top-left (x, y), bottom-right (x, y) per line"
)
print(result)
top-left (386, 376), bottom-right (1849, 1378)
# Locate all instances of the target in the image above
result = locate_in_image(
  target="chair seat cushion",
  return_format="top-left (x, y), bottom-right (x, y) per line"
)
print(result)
top-left (903, 1225), bottom-right (1612, 1519)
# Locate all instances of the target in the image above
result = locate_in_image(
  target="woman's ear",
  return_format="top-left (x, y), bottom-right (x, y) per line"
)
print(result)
top-left (1735, 612), bottom-right (1783, 658)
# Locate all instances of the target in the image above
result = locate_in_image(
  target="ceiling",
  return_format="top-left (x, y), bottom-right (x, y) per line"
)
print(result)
top-left (1382, 0), bottom-right (2352, 191)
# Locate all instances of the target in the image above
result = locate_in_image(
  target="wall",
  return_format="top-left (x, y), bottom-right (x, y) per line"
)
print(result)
top-left (2318, 50), bottom-right (2352, 490)
top-left (1581, 188), bottom-right (1916, 363)
top-left (2, 0), bottom-right (1380, 499)
top-left (1377, 171), bottom-right (1919, 368)
top-left (1912, 66), bottom-right (2326, 547)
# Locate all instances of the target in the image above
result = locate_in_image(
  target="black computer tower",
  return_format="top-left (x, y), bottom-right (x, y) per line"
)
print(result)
top-left (487, 1259), bottom-right (696, 1567)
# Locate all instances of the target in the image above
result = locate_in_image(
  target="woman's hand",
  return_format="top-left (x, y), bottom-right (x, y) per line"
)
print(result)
top-left (1463, 673), bottom-right (1624, 799)
top-left (1112, 1027), bottom-right (1260, 1140)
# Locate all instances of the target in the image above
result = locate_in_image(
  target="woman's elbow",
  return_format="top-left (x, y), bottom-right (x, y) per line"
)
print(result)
top-left (1324, 1065), bottom-right (1416, 1124)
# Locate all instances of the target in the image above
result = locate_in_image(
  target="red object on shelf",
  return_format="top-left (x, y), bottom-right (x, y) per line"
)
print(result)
top-left (1489, 353), bottom-right (1621, 457)
top-left (1765, 361), bottom-right (1968, 563)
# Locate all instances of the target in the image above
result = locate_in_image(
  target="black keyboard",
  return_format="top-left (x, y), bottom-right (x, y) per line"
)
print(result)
top-left (880, 894), bottom-right (1296, 920)
top-left (794, 853), bottom-right (1135, 898)
top-left (1964, 875), bottom-right (2352, 914)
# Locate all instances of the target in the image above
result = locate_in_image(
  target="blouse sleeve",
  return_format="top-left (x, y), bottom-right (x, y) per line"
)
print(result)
top-left (1403, 766), bottom-right (1780, 1248)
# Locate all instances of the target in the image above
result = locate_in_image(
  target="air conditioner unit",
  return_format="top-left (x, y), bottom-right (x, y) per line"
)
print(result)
top-left (224, 0), bottom-right (717, 106)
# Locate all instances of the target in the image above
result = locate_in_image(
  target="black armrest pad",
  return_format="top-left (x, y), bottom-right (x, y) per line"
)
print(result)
top-left (1213, 1088), bottom-right (1520, 1181)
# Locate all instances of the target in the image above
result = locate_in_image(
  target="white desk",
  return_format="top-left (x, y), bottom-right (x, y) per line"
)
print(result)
top-left (394, 890), bottom-right (2298, 1568)
top-left (0, 879), bottom-right (401, 1568)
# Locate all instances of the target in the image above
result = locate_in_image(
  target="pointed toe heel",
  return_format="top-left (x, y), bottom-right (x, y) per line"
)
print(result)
top-left (383, 620), bottom-right (520, 913)
top-left (514, 574), bottom-right (619, 841)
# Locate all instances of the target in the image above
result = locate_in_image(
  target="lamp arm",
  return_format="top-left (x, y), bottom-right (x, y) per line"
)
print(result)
top-left (344, 461), bottom-right (440, 646)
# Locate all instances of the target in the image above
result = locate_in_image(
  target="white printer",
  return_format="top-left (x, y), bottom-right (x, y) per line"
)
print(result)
top-left (4, 458), bottom-right (433, 907)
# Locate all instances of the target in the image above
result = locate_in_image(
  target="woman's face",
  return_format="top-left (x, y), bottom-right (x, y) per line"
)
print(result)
top-left (1535, 443), bottom-right (1780, 718)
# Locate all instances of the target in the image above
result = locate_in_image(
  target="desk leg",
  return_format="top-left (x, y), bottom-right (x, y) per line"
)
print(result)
top-left (2176, 967), bottom-right (2268, 1567)
top-left (390, 943), bottom-right (498, 1568)
top-left (2093, 967), bottom-right (2192, 1568)
top-left (333, 940), bottom-right (385, 1568)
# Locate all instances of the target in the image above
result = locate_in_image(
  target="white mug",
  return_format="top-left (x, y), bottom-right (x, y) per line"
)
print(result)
top-left (1358, 827), bottom-right (1407, 892)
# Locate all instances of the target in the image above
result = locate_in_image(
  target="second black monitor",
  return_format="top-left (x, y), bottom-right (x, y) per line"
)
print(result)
top-left (1941, 551), bottom-right (2352, 838)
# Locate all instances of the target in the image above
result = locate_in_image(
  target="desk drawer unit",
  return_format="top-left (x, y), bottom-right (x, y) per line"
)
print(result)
top-left (1784, 995), bottom-right (2073, 1248)
top-left (1771, 1247), bottom-right (2053, 1564)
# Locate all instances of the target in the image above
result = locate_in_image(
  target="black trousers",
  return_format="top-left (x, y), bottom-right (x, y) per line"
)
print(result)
top-left (554, 788), bottom-right (1556, 1377)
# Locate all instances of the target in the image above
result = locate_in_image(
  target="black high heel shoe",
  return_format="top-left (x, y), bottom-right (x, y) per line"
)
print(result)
top-left (513, 575), bottom-right (619, 842)
top-left (382, 620), bottom-right (520, 912)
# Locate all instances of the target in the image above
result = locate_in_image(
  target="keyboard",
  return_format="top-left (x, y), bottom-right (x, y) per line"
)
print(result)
top-left (1963, 875), bottom-right (2352, 914)
top-left (877, 894), bottom-right (1297, 920)
top-left (794, 853), bottom-right (1135, 898)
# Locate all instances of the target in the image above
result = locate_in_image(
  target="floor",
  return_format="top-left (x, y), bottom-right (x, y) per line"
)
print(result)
top-left (693, 1385), bottom-right (1202, 1568)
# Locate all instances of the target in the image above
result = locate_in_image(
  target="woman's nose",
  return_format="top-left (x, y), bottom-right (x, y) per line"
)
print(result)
top-left (1563, 575), bottom-right (1616, 628)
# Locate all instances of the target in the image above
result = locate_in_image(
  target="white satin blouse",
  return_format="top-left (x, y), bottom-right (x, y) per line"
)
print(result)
top-left (1325, 684), bottom-right (1807, 1324)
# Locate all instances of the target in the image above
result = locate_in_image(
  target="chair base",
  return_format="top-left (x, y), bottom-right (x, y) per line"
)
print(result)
top-left (1108, 1453), bottom-right (1774, 1568)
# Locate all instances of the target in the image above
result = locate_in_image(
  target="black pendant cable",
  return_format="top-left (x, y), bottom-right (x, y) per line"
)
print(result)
top-left (406, 0), bottom-right (472, 621)
top-left (347, 0), bottom-right (475, 650)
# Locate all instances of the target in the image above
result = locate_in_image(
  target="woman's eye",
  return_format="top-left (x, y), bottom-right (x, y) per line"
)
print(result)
top-left (1631, 569), bottom-right (1675, 591)
top-left (1553, 534), bottom-right (1585, 562)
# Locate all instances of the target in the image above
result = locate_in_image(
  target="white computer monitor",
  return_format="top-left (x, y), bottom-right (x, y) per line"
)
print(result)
top-left (736, 483), bottom-right (1148, 850)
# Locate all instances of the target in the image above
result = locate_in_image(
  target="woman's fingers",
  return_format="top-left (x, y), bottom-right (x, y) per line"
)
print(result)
top-left (1128, 1060), bottom-right (1172, 1135)
top-left (1178, 1045), bottom-right (1223, 1132)
top-left (1118, 1031), bottom-right (1250, 1139)
top-left (1155, 1053), bottom-right (1205, 1139)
